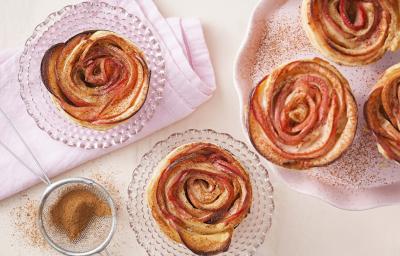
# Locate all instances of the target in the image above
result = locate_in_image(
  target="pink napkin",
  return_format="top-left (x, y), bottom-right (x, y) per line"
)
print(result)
top-left (0, 0), bottom-right (215, 200)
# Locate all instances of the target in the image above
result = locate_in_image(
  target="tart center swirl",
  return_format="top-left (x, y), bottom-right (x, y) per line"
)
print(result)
top-left (336, 0), bottom-right (378, 31)
top-left (272, 75), bottom-right (332, 146)
top-left (148, 143), bottom-right (252, 255)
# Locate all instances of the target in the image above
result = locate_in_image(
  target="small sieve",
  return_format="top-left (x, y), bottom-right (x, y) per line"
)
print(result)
top-left (0, 108), bottom-right (117, 255)
top-left (38, 178), bottom-right (117, 255)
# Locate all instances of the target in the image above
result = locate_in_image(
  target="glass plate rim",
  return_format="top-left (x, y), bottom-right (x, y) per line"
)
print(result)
top-left (18, 1), bottom-right (166, 149)
top-left (127, 129), bottom-right (275, 256)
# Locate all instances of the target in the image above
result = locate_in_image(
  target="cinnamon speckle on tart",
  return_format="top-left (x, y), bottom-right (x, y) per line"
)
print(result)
top-left (147, 142), bottom-right (252, 255)
top-left (249, 58), bottom-right (358, 170)
top-left (301, 0), bottom-right (400, 66)
top-left (41, 30), bottom-right (150, 130)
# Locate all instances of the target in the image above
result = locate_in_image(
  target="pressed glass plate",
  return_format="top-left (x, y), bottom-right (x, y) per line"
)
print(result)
top-left (127, 129), bottom-right (274, 256)
top-left (19, 1), bottom-right (166, 149)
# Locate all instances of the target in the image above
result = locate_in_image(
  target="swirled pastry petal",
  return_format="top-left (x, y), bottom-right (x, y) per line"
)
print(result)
top-left (302, 0), bottom-right (400, 66)
top-left (147, 143), bottom-right (252, 255)
top-left (41, 30), bottom-right (150, 130)
top-left (249, 58), bottom-right (358, 170)
top-left (178, 228), bottom-right (233, 255)
top-left (365, 63), bottom-right (400, 162)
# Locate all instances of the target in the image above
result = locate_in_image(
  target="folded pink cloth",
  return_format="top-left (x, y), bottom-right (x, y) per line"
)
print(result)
top-left (0, 0), bottom-right (215, 200)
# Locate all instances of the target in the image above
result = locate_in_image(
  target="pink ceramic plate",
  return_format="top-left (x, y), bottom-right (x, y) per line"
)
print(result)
top-left (234, 0), bottom-right (400, 210)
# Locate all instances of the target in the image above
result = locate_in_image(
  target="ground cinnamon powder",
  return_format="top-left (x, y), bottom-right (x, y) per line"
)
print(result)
top-left (51, 187), bottom-right (111, 241)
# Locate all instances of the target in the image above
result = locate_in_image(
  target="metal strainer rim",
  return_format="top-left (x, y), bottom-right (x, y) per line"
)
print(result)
top-left (38, 177), bottom-right (117, 256)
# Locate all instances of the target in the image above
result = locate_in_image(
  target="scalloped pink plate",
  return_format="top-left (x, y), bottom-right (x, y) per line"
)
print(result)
top-left (234, 0), bottom-right (400, 210)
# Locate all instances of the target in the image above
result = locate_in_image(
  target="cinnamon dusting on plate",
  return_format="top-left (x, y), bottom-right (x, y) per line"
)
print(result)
top-left (250, 0), bottom-right (400, 190)
top-left (251, 12), bottom-right (312, 84)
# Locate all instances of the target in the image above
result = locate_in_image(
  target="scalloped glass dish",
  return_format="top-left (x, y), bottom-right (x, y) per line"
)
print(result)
top-left (19, 1), bottom-right (165, 149)
top-left (127, 129), bottom-right (274, 256)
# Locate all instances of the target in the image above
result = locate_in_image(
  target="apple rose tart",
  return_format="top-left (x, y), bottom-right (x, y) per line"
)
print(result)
top-left (249, 58), bottom-right (358, 169)
top-left (301, 0), bottom-right (400, 66)
top-left (147, 142), bottom-right (252, 255)
top-left (41, 30), bottom-right (150, 130)
top-left (365, 63), bottom-right (400, 163)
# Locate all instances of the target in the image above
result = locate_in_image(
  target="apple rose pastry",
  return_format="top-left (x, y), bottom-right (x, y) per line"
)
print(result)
top-left (41, 30), bottom-right (150, 130)
top-left (147, 143), bottom-right (252, 255)
top-left (365, 63), bottom-right (400, 163)
top-left (249, 58), bottom-right (358, 169)
top-left (301, 0), bottom-right (400, 66)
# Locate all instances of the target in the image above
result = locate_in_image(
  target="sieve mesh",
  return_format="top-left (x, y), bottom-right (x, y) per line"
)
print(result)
top-left (38, 178), bottom-right (116, 256)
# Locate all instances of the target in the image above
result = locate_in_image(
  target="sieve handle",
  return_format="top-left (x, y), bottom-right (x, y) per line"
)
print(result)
top-left (0, 107), bottom-right (51, 185)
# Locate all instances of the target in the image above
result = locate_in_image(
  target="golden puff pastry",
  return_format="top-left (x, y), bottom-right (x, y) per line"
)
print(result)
top-left (365, 63), bottom-right (400, 163)
top-left (249, 58), bottom-right (358, 170)
top-left (147, 142), bottom-right (252, 255)
top-left (302, 0), bottom-right (400, 66)
top-left (41, 30), bottom-right (150, 130)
